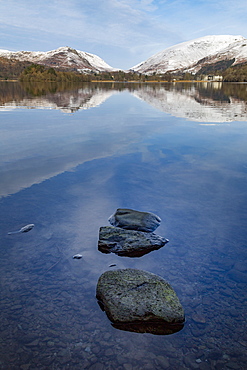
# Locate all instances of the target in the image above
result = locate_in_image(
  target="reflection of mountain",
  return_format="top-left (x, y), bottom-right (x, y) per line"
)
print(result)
top-left (0, 83), bottom-right (116, 113)
top-left (132, 83), bottom-right (247, 122)
top-left (1, 81), bottom-right (247, 120)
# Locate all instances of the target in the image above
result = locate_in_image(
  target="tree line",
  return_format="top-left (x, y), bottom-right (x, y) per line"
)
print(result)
top-left (1, 58), bottom-right (247, 82)
top-left (19, 64), bottom-right (91, 82)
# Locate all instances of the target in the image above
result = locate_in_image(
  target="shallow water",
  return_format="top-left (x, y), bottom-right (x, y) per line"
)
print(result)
top-left (0, 81), bottom-right (247, 369)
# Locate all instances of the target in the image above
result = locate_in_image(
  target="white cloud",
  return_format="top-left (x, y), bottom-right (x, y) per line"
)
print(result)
top-left (0, 0), bottom-right (246, 68)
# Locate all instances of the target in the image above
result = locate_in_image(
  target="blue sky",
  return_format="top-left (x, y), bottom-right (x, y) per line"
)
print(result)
top-left (0, 0), bottom-right (246, 69)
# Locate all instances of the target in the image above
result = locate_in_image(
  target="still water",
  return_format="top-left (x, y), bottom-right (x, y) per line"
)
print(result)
top-left (0, 81), bottom-right (247, 369)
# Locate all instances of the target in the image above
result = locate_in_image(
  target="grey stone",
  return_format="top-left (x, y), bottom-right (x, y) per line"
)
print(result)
top-left (108, 208), bottom-right (161, 232)
top-left (226, 361), bottom-right (241, 369)
top-left (98, 226), bottom-right (168, 257)
top-left (183, 354), bottom-right (199, 369)
top-left (155, 355), bottom-right (170, 368)
top-left (96, 268), bottom-right (185, 335)
top-left (26, 339), bottom-right (40, 347)
top-left (88, 363), bottom-right (104, 370)
top-left (233, 260), bottom-right (247, 273)
top-left (227, 269), bottom-right (247, 283)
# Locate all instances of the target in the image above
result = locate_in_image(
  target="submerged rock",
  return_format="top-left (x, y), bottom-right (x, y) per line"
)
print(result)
top-left (108, 208), bottom-right (161, 232)
top-left (227, 269), bottom-right (247, 283)
top-left (73, 254), bottom-right (83, 259)
top-left (96, 268), bottom-right (185, 335)
top-left (98, 226), bottom-right (168, 257)
top-left (8, 223), bottom-right (35, 235)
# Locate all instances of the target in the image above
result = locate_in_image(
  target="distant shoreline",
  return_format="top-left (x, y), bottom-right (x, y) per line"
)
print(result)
top-left (1, 79), bottom-right (246, 84)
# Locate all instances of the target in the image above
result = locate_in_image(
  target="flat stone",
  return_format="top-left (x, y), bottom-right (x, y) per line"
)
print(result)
top-left (98, 226), bottom-right (168, 257)
top-left (123, 364), bottom-right (133, 370)
top-left (26, 339), bottom-right (39, 347)
top-left (96, 268), bottom-right (185, 335)
top-left (20, 365), bottom-right (30, 370)
top-left (226, 361), bottom-right (241, 369)
top-left (108, 208), bottom-right (161, 232)
top-left (233, 260), bottom-right (247, 273)
top-left (155, 355), bottom-right (170, 368)
top-left (183, 354), bottom-right (199, 369)
top-left (227, 269), bottom-right (247, 283)
top-left (88, 363), bottom-right (104, 370)
top-left (192, 312), bottom-right (206, 324)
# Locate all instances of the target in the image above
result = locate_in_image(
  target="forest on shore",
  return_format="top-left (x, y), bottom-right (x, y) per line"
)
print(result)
top-left (1, 57), bottom-right (247, 82)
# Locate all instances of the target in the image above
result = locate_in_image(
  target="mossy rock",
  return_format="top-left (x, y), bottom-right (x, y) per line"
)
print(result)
top-left (96, 269), bottom-right (185, 334)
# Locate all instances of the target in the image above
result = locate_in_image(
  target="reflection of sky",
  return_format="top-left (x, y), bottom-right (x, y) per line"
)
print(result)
top-left (1, 85), bottom-right (247, 199)
top-left (0, 93), bottom-right (164, 197)
top-left (2, 114), bottom-right (246, 279)
top-left (0, 83), bottom-right (247, 365)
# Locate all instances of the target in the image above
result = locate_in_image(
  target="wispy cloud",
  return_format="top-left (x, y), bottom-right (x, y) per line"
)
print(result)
top-left (0, 0), bottom-right (246, 69)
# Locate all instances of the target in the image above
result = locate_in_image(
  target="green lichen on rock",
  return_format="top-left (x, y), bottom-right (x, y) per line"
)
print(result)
top-left (96, 269), bottom-right (185, 326)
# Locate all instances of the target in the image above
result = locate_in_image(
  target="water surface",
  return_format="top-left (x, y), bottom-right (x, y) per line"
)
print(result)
top-left (0, 81), bottom-right (247, 369)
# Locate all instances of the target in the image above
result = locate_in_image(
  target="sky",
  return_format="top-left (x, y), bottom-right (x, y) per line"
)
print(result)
top-left (0, 0), bottom-right (247, 69)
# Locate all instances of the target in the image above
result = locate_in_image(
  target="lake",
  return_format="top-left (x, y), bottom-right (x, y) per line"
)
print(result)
top-left (0, 81), bottom-right (247, 369)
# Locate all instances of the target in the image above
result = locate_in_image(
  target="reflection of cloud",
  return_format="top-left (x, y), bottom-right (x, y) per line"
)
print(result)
top-left (1, 82), bottom-right (247, 198)
top-left (132, 84), bottom-right (247, 122)
top-left (0, 88), bottom-right (116, 113)
top-left (0, 127), bottom-right (135, 198)
top-left (0, 87), bottom-right (159, 198)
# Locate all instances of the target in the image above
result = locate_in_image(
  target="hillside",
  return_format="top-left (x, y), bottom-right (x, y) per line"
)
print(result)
top-left (1, 36), bottom-right (247, 82)
top-left (131, 35), bottom-right (247, 75)
top-left (0, 46), bottom-right (117, 74)
top-left (0, 57), bottom-right (32, 80)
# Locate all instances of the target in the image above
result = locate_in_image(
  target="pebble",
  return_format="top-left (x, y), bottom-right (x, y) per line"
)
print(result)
top-left (227, 269), bottom-right (247, 283)
top-left (74, 342), bottom-right (83, 348)
top-left (26, 339), bottom-right (39, 347)
top-left (105, 348), bottom-right (114, 357)
top-left (226, 361), bottom-right (241, 369)
top-left (192, 312), bottom-right (206, 323)
top-left (233, 261), bottom-right (247, 272)
top-left (202, 296), bottom-right (212, 305)
top-left (10, 305), bottom-right (23, 311)
top-left (183, 354), bottom-right (199, 369)
top-left (20, 365), bottom-right (30, 370)
top-left (88, 363), bottom-right (104, 370)
top-left (123, 363), bottom-right (133, 370)
top-left (155, 355), bottom-right (170, 368)
top-left (73, 254), bottom-right (83, 259)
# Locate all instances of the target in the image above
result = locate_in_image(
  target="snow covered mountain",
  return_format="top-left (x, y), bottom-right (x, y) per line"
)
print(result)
top-left (1, 35), bottom-right (247, 75)
top-left (131, 35), bottom-right (247, 75)
top-left (0, 46), bottom-right (117, 73)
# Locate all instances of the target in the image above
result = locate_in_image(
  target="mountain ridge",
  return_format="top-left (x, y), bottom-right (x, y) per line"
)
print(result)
top-left (131, 35), bottom-right (247, 75)
top-left (1, 35), bottom-right (247, 77)
top-left (0, 46), bottom-right (117, 73)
